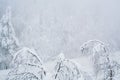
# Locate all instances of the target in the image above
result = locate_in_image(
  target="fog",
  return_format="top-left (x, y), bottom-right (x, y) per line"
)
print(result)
top-left (0, 0), bottom-right (120, 59)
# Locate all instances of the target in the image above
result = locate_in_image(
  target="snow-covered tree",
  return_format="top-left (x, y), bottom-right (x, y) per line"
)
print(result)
top-left (53, 53), bottom-right (81, 80)
top-left (7, 47), bottom-right (46, 80)
top-left (0, 7), bottom-right (19, 55)
top-left (0, 7), bottom-right (19, 69)
top-left (80, 40), bottom-right (112, 80)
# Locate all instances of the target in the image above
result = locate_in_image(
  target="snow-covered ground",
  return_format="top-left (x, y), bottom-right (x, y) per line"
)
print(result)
top-left (0, 51), bottom-right (120, 80)
top-left (0, 69), bottom-right (10, 80)
top-left (0, 55), bottom-right (95, 80)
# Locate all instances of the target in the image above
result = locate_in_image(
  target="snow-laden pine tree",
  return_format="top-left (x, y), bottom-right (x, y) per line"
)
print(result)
top-left (7, 47), bottom-right (46, 80)
top-left (53, 53), bottom-right (82, 80)
top-left (0, 7), bottom-right (19, 70)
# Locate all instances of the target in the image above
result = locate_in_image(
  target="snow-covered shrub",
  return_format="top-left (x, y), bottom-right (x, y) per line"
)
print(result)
top-left (0, 7), bottom-right (19, 69)
top-left (53, 53), bottom-right (81, 80)
top-left (12, 47), bottom-right (42, 68)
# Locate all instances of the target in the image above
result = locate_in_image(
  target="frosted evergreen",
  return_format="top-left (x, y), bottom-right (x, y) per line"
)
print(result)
top-left (0, 7), bottom-right (19, 70)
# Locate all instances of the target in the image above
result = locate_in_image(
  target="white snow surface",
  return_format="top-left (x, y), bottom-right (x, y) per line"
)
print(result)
top-left (0, 69), bottom-right (10, 80)
top-left (0, 56), bottom-right (94, 80)
top-left (0, 51), bottom-right (120, 80)
top-left (0, 53), bottom-right (96, 80)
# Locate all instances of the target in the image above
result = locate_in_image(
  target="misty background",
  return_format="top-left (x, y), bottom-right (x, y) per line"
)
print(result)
top-left (0, 0), bottom-right (120, 60)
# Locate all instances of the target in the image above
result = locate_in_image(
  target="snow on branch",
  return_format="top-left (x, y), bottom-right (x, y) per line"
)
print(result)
top-left (12, 47), bottom-right (43, 68)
